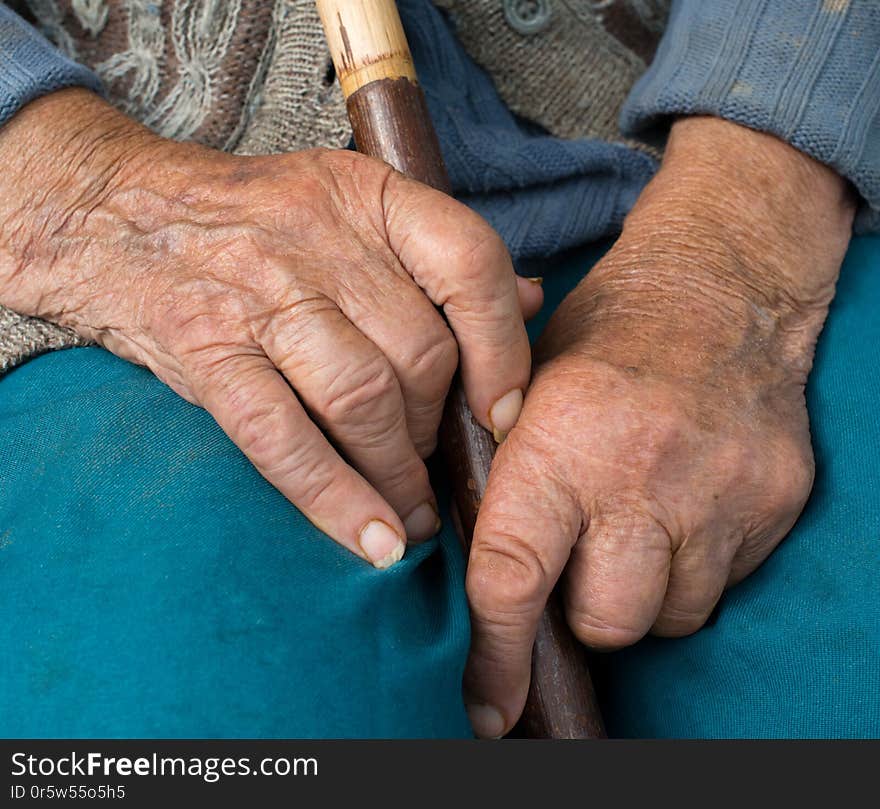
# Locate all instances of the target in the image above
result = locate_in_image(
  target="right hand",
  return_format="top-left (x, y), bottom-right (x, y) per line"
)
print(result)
top-left (0, 89), bottom-right (541, 567)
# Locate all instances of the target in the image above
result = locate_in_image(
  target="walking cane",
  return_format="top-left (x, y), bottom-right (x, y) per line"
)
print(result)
top-left (315, 0), bottom-right (605, 739)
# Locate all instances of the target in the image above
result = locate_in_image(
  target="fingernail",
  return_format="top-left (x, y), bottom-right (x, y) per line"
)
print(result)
top-left (525, 276), bottom-right (543, 285)
top-left (466, 703), bottom-right (506, 739)
top-left (489, 388), bottom-right (523, 443)
top-left (359, 520), bottom-right (405, 569)
top-left (403, 501), bottom-right (441, 543)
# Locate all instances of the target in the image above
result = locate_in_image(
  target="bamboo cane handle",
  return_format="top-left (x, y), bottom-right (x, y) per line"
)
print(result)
top-left (315, 0), bottom-right (605, 739)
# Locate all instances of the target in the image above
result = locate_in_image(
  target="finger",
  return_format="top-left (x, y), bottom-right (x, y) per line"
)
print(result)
top-left (336, 266), bottom-right (542, 458)
top-left (516, 275), bottom-right (544, 321)
top-left (193, 352), bottom-right (407, 568)
top-left (332, 264), bottom-right (458, 459)
top-left (728, 452), bottom-right (813, 586)
top-left (262, 300), bottom-right (439, 542)
top-left (563, 503), bottom-right (672, 649)
top-left (727, 526), bottom-right (787, 587)
top-left (382, 173), bottom-right (531, 441)
top-left (651, 529), bottom-right (741, 637)
top-left (464, 426), bottom-right (580, 738)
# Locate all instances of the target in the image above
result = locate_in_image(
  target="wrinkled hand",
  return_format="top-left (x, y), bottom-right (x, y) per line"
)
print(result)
top-left (0, 89), bottom-right (541, 567)
top-left (464, 117), bottom-right (856, 737)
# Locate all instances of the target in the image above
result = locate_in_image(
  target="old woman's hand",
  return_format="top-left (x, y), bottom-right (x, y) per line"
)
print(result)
top-left (0, 89), bottom-right (541, 567)
top-left (463, 117), bottom-right (856, 736)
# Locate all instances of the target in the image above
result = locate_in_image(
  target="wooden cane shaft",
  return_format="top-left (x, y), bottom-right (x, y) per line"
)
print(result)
top-left (316, 0), bottom-right (604, 740)
top-left (346, 78), bottom-right (451, 193)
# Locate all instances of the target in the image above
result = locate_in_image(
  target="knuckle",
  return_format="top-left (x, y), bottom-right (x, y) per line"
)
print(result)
top-left (313, 148), bottom-right (389, 206)
top-left (774, 437), bottom-right (815, 505)
top-left (225, 383), bottom-right (341, 510)
top-left (593, 500), bottom-right (674, 548)
top-left (154, 297), bottom-right (227, 355)
top-left (320, 359), bottom-right (401, 430)
top-left (467, 537), bottom-right (549, 620)
top-left (398, 392), bottom-right (443, 458)
top-left (652, 603), bottom-right (711, 638)
top-left (261, 292), bottom-right (338, 359)
top-left (377, 454), bottom-right (429, 495)
top-left (414, 435), bottom-right (438, 460)
top-left (313, 146), bottom-right (369, 177)
top-left (289, 454), bottom-right (340, 513)
top-left (731, 539), bottom-right (775, 573)
top-left (450, 226), bottom-right (509, 287)
top-left (402, 329), bottom-right (458, 397)
top-left (228, 391), bottom-right (290, 471)
top-left (744, 432), bottom-right (815, 520)
top-left (188, 347), bottom-right (231, 386)
top-left (460, 220), bottom-right (507, 263)
top-left (149, 278), bottom-right (261, 359)
top-left (564, 604), bottom-right (646, 650)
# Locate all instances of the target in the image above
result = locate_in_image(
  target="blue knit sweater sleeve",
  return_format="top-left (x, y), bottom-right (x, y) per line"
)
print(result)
top-left (0, 4), bottom-right (102, 127)
top-left (621, 0), bottom-right (880, 232)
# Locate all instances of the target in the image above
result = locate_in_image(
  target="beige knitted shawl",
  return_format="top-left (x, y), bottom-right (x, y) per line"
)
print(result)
top-left (0, 0), bottom-right (667, 374)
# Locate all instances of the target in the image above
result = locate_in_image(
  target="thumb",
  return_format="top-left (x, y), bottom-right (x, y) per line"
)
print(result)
top-left (464, 425), bottom-right (581, 737)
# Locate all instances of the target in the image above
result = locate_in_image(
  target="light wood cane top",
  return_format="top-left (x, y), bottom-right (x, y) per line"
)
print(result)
top-left (316, 0), bottom-right (418, 98)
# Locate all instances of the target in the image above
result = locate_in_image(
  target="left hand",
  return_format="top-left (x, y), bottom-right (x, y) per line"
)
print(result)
top-left (0, 89), bottom-right (542, 567)
top-left (462, 117), bottom-right (856, 737)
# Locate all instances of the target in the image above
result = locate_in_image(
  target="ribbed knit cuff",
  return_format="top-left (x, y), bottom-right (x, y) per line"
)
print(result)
top-left (620, 0), bottom-right (880, 233)
top-left (0, 4), bottom-right (103, 128)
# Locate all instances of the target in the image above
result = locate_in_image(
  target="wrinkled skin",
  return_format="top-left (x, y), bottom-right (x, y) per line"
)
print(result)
top-left (0, 89), bottom-right (858, 737)
top-left (464, 117), bottom-right (856, 737)
top-left (0, 89), bottom-right (540, 567)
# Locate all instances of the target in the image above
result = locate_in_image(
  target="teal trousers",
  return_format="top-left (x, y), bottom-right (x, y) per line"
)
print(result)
top-left (1, 237), bottom-right (878, 738)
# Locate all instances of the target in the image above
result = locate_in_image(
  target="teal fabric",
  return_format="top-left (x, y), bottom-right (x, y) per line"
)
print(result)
top-left (1, 237), bottom-right (878, 738)
top-left (0, 351), bottom-right (472, 738)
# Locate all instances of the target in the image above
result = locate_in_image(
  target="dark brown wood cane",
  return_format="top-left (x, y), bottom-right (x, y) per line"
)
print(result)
top-left (315, 0), bottom-right (604, 739)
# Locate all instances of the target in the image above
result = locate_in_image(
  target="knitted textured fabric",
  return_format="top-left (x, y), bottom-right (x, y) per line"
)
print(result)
top-left (0, 0), bottom-right (662, 376)
top-left (0, 2), bottom-right (99, 120)
top-left (2, 0), bottom-right (880, 376)
top-left (17, 0), bottom-right (669, 157)
top-left (20, 0), bottom-right (350, 152)
top-left (621, 0), bottom-right (880, 232)
top-left (435, 0), bottom-right (668, 150)
top-left (232, 1), bottom-right (351, 157)
top-left (402, 0), bottom-right (657, 256)
top-left (0, 305), bottom-right (88, 374)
